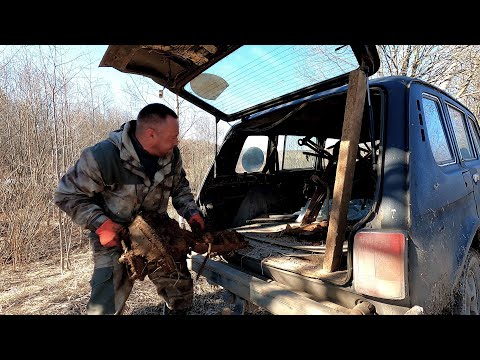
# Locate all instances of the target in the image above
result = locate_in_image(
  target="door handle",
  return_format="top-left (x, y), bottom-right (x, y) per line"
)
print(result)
top-left (473, 174), bottom-right (479, 183)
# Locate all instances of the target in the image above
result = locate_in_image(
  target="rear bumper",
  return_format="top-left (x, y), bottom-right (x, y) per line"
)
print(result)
top-left (187, 254), bottom-right (423, 315)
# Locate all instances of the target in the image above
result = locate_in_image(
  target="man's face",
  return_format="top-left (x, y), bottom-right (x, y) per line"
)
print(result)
top-left (147, 115), bottom-right (179, 157)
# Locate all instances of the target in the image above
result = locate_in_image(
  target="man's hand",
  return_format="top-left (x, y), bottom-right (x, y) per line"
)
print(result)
top-left (95, 218), bottom-right (124, 248)
top-left (188, 212), bottom-right (205, 233)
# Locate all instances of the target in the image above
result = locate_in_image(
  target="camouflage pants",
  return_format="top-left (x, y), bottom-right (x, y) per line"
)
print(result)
top-left (86, 236), bottom-right (193, 315)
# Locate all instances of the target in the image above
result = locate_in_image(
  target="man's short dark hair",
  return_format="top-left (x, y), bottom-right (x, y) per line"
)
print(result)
top-left (137, 103), bottom-right (178, 127)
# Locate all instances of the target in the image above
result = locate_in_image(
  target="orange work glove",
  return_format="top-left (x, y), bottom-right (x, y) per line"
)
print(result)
top-left (95, 218), bottom-right (124, 248)
top-left (188, 213), bottom-right (205, 233)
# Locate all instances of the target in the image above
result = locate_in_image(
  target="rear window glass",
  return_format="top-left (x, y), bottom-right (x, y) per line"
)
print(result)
top-left (422, 96), bottom-right (454, 165)
top-left (184, 45), bottom-right (359, 116)
top-left (447, 104), bottom-right (475, 161)
top-left (468, 116), bottom-right (480, 154)
top-left (278, 135), bottom-right (316, 170)
top-left (235, 136), bottom-right (268, 173)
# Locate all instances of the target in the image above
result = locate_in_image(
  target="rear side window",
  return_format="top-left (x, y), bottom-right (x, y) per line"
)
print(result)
top-left (422, 96), bottom-right (454, 165)
top-left (235, 136), bottom-right (268, 173)
top-left (278, 135), bottom-right (316, 170)
top-left (468, 116), bottom-right (480, 153)
top-left (447, 104), bottom-right (475, 161)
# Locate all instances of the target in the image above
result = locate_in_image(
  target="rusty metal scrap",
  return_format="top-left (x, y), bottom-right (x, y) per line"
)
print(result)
top-left (193, 230), bottom-right (247, 255)
top-left (280, 221), bottom-right (328, 239)
top-left (118, 212), bottom-right (247, 281)
top-left (147, 45), bottom-right (218, 65)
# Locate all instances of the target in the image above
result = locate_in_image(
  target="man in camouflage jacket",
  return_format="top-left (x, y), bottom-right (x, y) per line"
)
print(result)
top-left (54, 103), bottom-right (205, 315)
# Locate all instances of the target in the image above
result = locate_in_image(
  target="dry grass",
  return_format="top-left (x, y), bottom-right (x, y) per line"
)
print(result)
top-left (0, 243), bottom-right (268, 315)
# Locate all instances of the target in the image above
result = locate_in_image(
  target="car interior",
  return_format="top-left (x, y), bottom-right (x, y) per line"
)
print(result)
top-left (197, 87), bottom-right (384, 283)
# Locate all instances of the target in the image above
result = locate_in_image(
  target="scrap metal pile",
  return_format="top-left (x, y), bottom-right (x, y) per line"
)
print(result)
top-left (118, 212), bottom-right (247, 280)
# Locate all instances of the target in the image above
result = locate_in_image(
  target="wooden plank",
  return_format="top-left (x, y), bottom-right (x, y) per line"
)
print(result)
top-left (245, 214), bottom-right (298, 224)
top-left (234, 222), bottom-right (293, 233)
top-left (243, 233), bottom-right (348, 253)
top-left (323, 69), bottom-right (367, 272)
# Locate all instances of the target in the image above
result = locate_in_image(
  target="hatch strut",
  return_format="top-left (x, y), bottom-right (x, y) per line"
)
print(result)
top-left (366, 76), bottom-right (376, 168)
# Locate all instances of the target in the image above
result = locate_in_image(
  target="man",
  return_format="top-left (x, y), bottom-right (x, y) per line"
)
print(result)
top-left (54, 103), bottom-right (205, 315)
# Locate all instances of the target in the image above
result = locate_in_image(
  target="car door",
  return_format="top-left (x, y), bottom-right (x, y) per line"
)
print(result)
top-left (444, 99), bottom-right (480, 213)
top-left (407, 83), bottom-right (480, 311)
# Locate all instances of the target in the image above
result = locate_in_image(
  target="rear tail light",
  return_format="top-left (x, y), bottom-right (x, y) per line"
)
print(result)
top-left (353, 231), bottom-right (407, 300)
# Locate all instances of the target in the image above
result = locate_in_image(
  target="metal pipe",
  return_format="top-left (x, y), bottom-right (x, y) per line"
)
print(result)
top-left (366, 76), bottom-right (376, 167)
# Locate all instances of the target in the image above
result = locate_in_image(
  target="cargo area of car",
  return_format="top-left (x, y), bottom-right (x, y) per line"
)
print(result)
top-left (230, 220), bottom-right (349, 284)
top-left (199, 86), bottom-right (384, 289)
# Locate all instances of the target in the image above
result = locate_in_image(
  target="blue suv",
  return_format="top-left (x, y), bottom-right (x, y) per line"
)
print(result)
top-left (101, 45), bottom-right (480, 314)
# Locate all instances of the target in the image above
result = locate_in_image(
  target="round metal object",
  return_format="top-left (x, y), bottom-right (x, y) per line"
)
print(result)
top-left (242, 147), bottom-right (264, 173)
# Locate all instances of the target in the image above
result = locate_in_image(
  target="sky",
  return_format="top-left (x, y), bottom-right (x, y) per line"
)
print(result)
top-left (50, 45), bottom-right (189, 114)
top-left (72, 45), bottom-right (153, 105)
top-left (90, 45), bottom-right (125, 96)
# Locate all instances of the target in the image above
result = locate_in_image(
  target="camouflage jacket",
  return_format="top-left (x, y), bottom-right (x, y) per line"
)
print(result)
top-left (54, 120), bottom-right (198, 232)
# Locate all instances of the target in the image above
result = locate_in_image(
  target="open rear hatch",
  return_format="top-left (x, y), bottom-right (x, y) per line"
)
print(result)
top-left (100, 45), bottom-right (379, 121)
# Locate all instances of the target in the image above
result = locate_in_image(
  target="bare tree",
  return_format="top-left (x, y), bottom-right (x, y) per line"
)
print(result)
top-left (302, 45), bottom-right (480, 119)
top-left (0, 45), bottom-right (134, 270)
top-left (376, 45), bottom-right (480, 116)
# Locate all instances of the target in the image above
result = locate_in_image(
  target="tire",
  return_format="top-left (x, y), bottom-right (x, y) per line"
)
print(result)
top-left (453, 249), bottom-right (480, 315)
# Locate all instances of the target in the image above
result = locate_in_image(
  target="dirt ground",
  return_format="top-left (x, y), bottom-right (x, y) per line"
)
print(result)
top-left (0, 243), bottom-right (268, 315)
